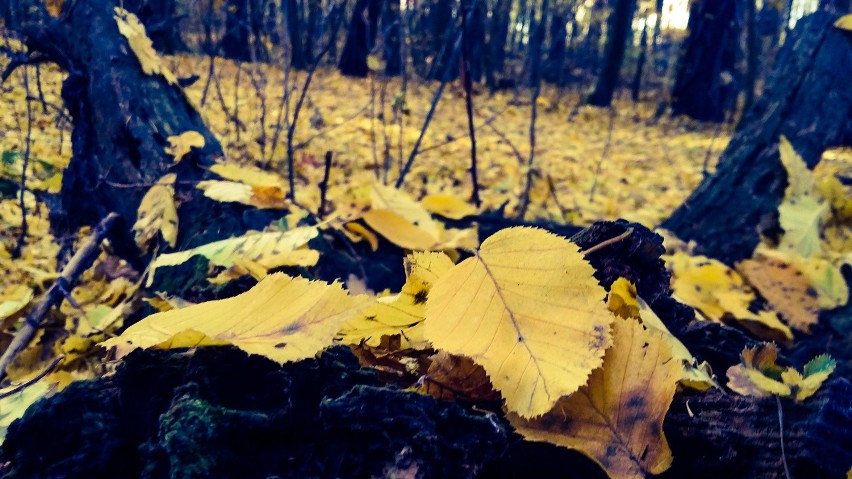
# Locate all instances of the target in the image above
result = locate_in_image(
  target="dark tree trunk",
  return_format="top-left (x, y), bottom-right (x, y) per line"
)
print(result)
top-left (543, 7), bottom-right (568, 83)
top-left (16, 0), bottom-right (265, 264)
top-left (661, 11), bottom-right (852, 265)
top-left (382, 0), bottom-right (403, 76)
top-left (630, 20), bottom-right (648, 102)
top-left (670, 0), bottom-right (740, 122)
top-left (742, 0), bottom-right (759, 113)
top-left (221, 0), bottom-right (254, 61)
top-left (484, 0), bottom-right (511, 90)
top-left (286, 0), bottom-right (308, 69)
top-left (338, 0), bottom-right (383, 77)
top-left (427, 0), bottom-right (457, 81)
top-left (578, 1), bottom-right (606, 72)
top-left (586, 0), bottom-right (637, 107)
top-left (124, 0), bottom-right (188, 54)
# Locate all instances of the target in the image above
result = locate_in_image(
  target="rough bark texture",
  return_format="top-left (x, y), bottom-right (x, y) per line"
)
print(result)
top-left (662, 11), bottom-right (852, 264)
top-left (18, 0), bottom-right (263, 264)
top-left (670, 0), bottom-right (740, 122)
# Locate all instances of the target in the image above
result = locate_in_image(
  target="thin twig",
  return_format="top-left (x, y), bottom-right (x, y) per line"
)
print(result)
top-left (318, 151), bottom-right (333, 218)
top-left (395, 30), bottom-right (465, 188)
top-left (702, 120), bottom-right (724, 178)
top-left (0, 213), bottom-right (119, 381)
top-left (461, 3), bottom-right (480, 207)
top-left (0, 355), bottom-right (65, 399)
top-left (580, 227), bottom-right (634, 256)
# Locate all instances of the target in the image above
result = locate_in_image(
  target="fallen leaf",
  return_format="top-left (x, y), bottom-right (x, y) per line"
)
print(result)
top-left (133, 173), bottom-right (178, 251)
top-left (780, 354), bottom-right (836, 401)
top-left (508, 316), bottom-right (679, 479)
top-left (147, 226), bottom-right (319, 286)
top-left (362, 209), bottom-right (438, 250)
top-left (834, 14), bottom-right (852, 30)
top-left (417, 351), bottom-right (501, 402)
top-left (777, 136), bottom-right (829, 257)
top-left (421, 194), bottom-right (478, 219)
top-left (209, 163), bottom-right (288, 189)
top-left (338, 251), bottom-right (454, 347)
top-left (0, 381), bottom-right (54, 442)
top-left (737, 256), bottom-right (820, 331)
top-left (165, 131), bottom-right (205, 164)
top-left (726, 344), bottom-right (791, 398)
top-left (196, 180), bottom-right (289, 209)
top-left (102, 273), bottom-right (371, 363)
top-left (113, 8), bottom-right (177, 84)
top-left (424, 227), bottom-right (614, 418)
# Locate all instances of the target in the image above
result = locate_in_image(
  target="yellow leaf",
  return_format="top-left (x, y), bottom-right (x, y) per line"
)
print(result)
top-left (165, 131), bottom-right (205, 164)
top-left (102, 273), bottom-right (371, 363)
top-left (777, 136), bottom-right (830, 257)
top-left (508, 316), bottom-right (678, 479)
top-left (667, 252), bottom-right (792, 342)
top-left (421, 194), bottom-right (478, 220)
top-left (113, 8), bottom-right (177, 85)
top-left (344, 222), bottom-right (379, 251)
top-left (424, 227), bottom-right (614, 418)
top-left (834, 14), bottom-right (852, 30)
top-left (362, 209), bottom-right (438, 250)
top-left (210, 163), bottom-right (287, 189)
top-left (0, 285), bottom-right (34, 329)
top-left (196, 180), bottom-right (289, 210)
top-left (147, 227), bottom-right (319, 285)
top-left (339, 251), bottom-right (454, 347)
top-left (782, 354), bottom-right (836, 401)
top-left (0, 381), bottom-right (54, 441)
top-left (133, 173), bottom-right (178, 251)
top-left (610, 278), bottom-right (716, 390)
top-left (371, 184), bottom-right (441, 239)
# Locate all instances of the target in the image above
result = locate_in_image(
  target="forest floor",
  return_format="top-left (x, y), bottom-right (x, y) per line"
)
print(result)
top-left (0, 53), bottom-right (851, 479)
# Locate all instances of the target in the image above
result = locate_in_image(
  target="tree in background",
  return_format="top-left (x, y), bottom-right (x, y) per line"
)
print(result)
top-left (670, 0), bottom-right (741, 122)
top-left (586, 0), bottom-right (637, 106)
top-left (338, 0), bottom-right (383, 77)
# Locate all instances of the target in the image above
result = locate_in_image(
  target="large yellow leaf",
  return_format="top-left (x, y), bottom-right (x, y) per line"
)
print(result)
top-left (424, 227), bottom-right (614, 418)
top-left (196, 180), bottom-right (289, 210)
top-left (371, 183), bottom-right (441, 239)
top-left (361, 209), bottom-right (438, 250)
top-left (133, 173), bottom-right (178, 251)
top-left (834, 14), bottom-right (852, 30)
top-left (737, 256), bottom-right (821, 331)
top-left (777, 136), bottom-right (830, 257)
top-left (338, 251), bottom-right (454, 347)
top-left (147, 227), bottom-right (319, 286)
top-left (421, 194), bottom-right (478, 219)
top-left (509, 316), bottom-right (678, 479)
top-left (113, 8), bottom-right (177, 85)
top-left (102, 273), bottom-right (371, 363)
top-left (209, 163), bottom-right (288, 189)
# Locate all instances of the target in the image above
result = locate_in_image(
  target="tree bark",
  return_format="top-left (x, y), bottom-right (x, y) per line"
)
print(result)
top-left (15, 0), bottom-right (263, 264)
top-left (661, 11), bottom-right (852, 264)
top-left (124, 0), bottom-right (188, 54)
top-left (586, 0), bottom-right (637, 107)
top-left (670, 0), bottom-right (740, 122)
top-left (338, 0), bottom-right (383, 77)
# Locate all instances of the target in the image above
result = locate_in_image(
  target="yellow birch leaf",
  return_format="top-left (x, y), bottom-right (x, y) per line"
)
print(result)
top-left (362, 209), bottom-right (438, 250)
top-left (0, 285), bottom-right (34, 329)
top-left (196, 180), bottom-right (289, 210)
top-left (133, 173), bottom-right (178, 251)
top-left (424, 227), bottom-right (614, 418)
top-left (147, 227), bottom-right (319, 286)
top-left (339, 251), bottom-right (454, 347)
top-left (165, 131), bottom-right (205, 164)
top-left (102, 273), bottom-right (371, 363)
top-left (371, 184), bottom-right (441, 239)
top-left (508, 316), bottom-right (679, 479)
top-left (421, 194), bottom-right (478, 219)
top-left (113, 8), bottom-right (177, 85)
top-left (834, 14), bottom-right (852, 30)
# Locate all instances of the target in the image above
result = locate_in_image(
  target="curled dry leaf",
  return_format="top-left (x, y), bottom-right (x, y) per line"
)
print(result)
top-left (424, 227), bottom-right (614, 418)
top-left (417, 351), bottom-right (501, 402)
top-left (508, 316), bottom-right (679, 479)
top-left (133, 173), bottom-right (178, 251)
